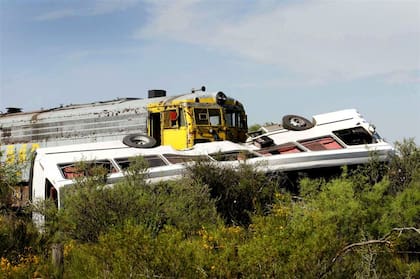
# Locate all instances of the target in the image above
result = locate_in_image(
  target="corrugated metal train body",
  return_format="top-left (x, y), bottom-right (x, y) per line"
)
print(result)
top-left (0, 97), bottom-right (160, 147)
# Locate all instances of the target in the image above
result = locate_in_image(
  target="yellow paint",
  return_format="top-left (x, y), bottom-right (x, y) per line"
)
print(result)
top-left (18, 144), bottom-right (27, 163)
top-left (2, 143), bottom-right (40, 165)
top-left (162, 128), bottom-right (188, 150)
top-left (30, 143), bottom-right (40, 153)
top-left (6, 145), bottom-right (15, 164)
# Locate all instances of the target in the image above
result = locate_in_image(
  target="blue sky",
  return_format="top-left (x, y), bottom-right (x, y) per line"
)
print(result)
top-left (1, 0), bottom-right (419, 144)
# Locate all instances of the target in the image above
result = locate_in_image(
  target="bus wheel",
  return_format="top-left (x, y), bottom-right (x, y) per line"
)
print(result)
top-left (282, 115), bottom-right (314, 131)
top-left (123, 134), bottom-right (157, 148)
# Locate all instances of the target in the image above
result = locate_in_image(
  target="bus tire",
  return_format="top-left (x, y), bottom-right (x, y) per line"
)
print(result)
top-left (282, 115), bottom-right (314, 131)
top-left (123, 134), bottom-right (157, 148)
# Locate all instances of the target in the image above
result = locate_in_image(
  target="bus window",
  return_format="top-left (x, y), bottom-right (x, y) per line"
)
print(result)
top-left (163, 154), bottom-right (210, 164)
top-left (210, 151), bottom-right (259, 161)
top-left (299, 137), bottom-right (343, 151)
top-left (60, 164), bottom-right (83, 179)
top-left (257, 143), bottom-right (303, 156)
top-left (59, 160), bottom-right (116, 179)
top-left (45, 179), bottom-right (58, 208)
top-left (333, 127), bottom-right (375, 145)
top-left (115, 155), bottom-right (167, 169)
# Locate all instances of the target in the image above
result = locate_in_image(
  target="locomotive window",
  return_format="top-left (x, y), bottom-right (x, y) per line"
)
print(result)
top-left (194, 108), bottom-right (208, 125)
top-left (226, 111), bottom-right (235, 127)
top-left (239, 113), bottom-right (246, 128)
top-left (179, 108), bottom-right (186, 126)
top-left (226, 110), bottom-right (242, 127)
top-left (194, 108), bottom-right (221, 126)
top-left (225, 107), bottom-right (246, 128)
top-left (209, 109), bottom-right (221, 126)
top-left (199, 113), bottom-right (207, 121)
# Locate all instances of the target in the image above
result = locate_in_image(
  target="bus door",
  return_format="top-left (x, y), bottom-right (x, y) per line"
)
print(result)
top-left (161, 108), bottom-right (188, 150)
top-left (149, 112), bottom-right (161, 146)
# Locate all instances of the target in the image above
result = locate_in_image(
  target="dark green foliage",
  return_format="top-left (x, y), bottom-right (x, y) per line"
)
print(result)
top-left (1, 141), bottom-right (419, 278)
top-left (60, 156), bottom-right (219, 242)
top-left (188, 160), bottom-right (280, 226)
top-left (0, 153), bottom-right (41, 276)
top-left (0, 160), bottom-right (20, 210)
top-left (65, 224), bottom-right (200, 278)
top-left (388, 138), bottom-right (420, 194)
top-left (0, 213), bottom-right (39, 263)
top-left (247, 124), bottom-right (261, 132)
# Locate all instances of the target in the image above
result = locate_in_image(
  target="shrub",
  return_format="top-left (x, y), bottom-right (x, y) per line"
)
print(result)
top-left (388, 138), bottom-right (420, 194)
top-left (59, 156), bottom-right (220, 241)
top-left (188, 160), bottom-right (281, 226)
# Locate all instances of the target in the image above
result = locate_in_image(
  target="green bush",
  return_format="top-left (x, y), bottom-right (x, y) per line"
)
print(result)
top-left (65, 222), bottom-right (247, 278)
top-left (1, 140), bottom-right (419, 278)
top-left (0, 161), bottom-right (20, 210)
top-left (59, 146), bottom-right (419, 278)
top-left (188, 160), bottom-right (281, 226)
top-left (0, 152), bottom-right (43, 278)
top-left (59, 157), bottom-right (220, 241)
top-left (388, 138), bottom-right (420, 194)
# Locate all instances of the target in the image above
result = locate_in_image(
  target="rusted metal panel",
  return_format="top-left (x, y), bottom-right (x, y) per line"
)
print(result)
top-left (0, 97), bottom-right (154, 147)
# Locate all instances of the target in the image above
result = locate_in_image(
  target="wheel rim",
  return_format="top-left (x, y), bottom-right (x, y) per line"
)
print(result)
top-left (132, 136), bottom-right (150, 146)
top-left (289, 117), bottom-right (307, 128)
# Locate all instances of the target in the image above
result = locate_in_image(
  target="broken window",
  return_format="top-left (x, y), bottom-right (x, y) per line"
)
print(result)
top-left (210, 150), bottom-right (259, 161)
top-left (59, 160), bottom-right (117, 179)
top-left (115, 155), bottom-right (167, 169)
top-left (163, 154), bottom-right (210, 164)
top-left (299, 136), bottom-right (343, 151)
top-left (257, 142), bottom-right (303, 156)
top-left (333, 127), bottom-right (375, 145)
top-left (59, 164), bottom-right (84, 179)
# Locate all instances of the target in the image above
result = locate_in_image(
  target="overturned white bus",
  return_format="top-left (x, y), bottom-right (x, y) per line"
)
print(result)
top-left (30, 108), bottom-right (394, 226)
